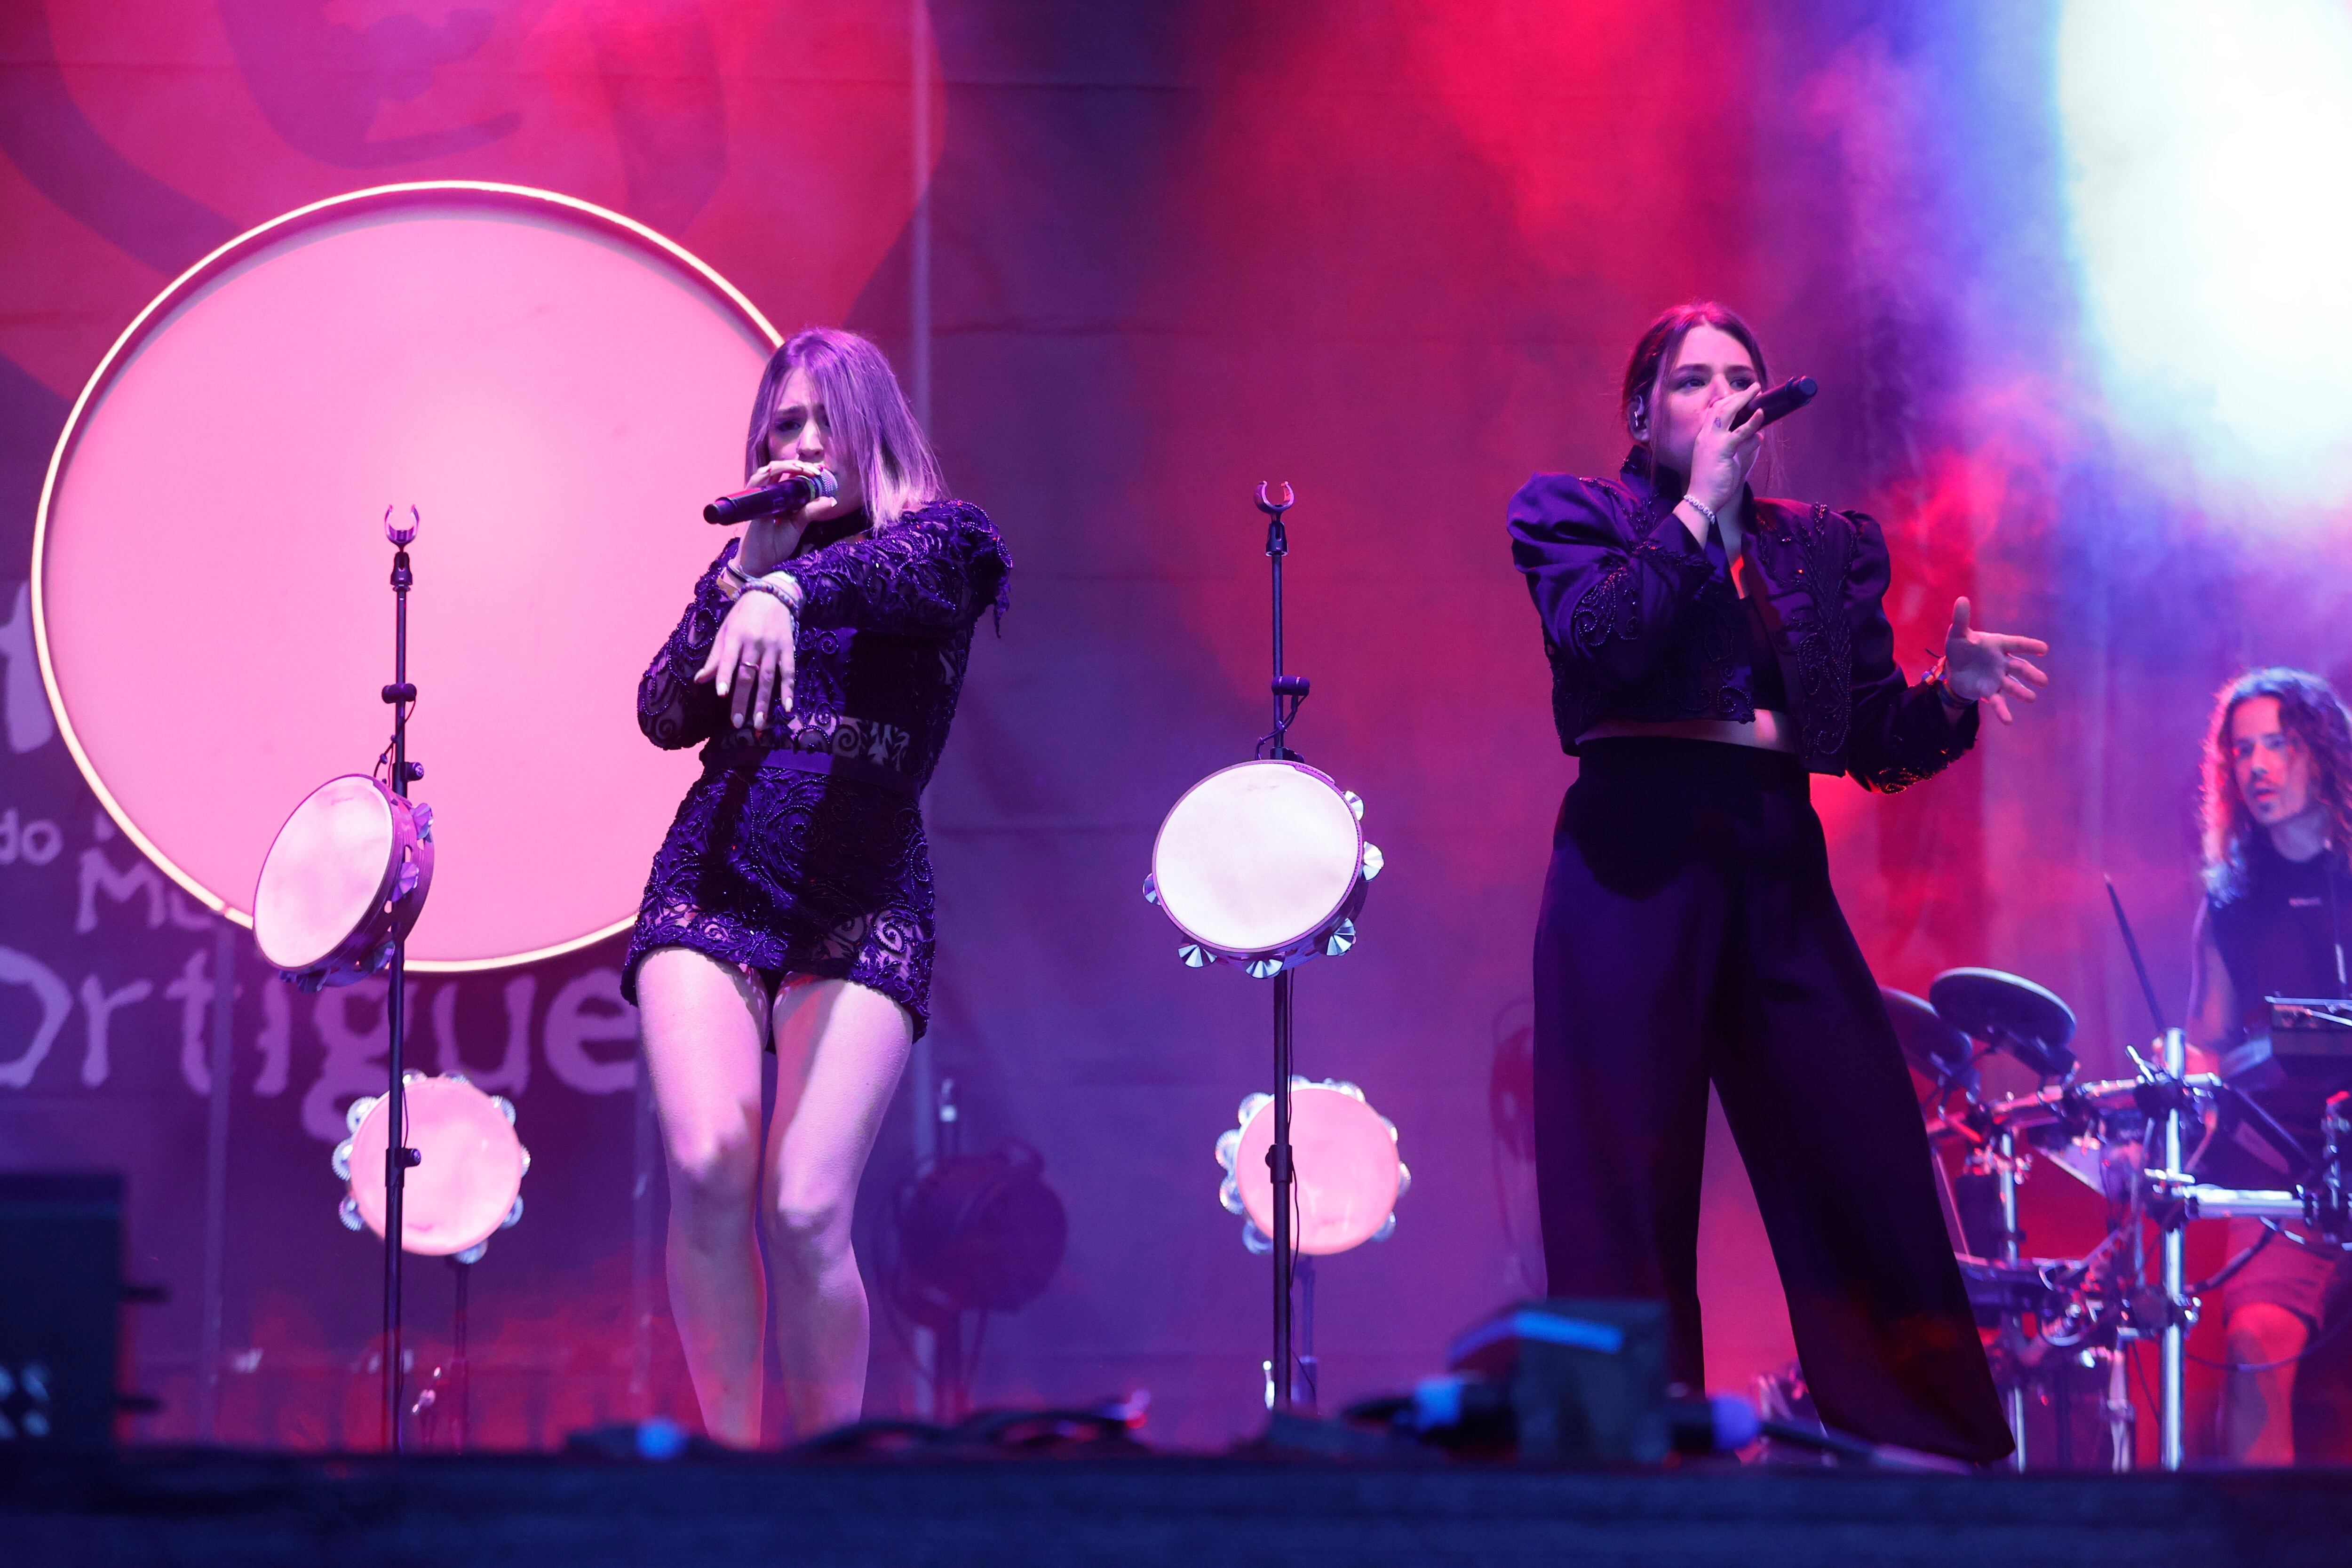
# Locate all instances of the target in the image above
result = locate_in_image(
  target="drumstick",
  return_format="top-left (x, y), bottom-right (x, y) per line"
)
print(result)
top-left (2104, 874), bottom-right (2172, 1035)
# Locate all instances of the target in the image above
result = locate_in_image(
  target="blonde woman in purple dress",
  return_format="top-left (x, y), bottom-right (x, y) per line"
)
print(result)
top-left (627, 327), bottom-right (1009, 1444)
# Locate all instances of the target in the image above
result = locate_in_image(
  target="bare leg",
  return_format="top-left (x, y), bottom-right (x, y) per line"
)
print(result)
top-left (763, 978), bottom-right (914, 1438)
top-left (636, 947), bottom-right (771, 1447)
top-left (2221, 1302), bottom-right (2306, 1465)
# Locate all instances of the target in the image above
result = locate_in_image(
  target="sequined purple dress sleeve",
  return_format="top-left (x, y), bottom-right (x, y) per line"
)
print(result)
top-left (623, 501), bottom-right (1010, 1036)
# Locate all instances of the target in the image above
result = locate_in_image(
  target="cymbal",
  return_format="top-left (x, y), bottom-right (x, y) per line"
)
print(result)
top-left (1929, 968), bottom-right (2079, 1081)
top-left (1880, 986), bottom-right (1977, 1093)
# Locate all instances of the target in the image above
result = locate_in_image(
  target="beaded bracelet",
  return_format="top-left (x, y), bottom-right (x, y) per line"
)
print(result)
top-left (716, 561), bottom-right (800, 612)
top-left (739, 576), bottom-right (799, 612)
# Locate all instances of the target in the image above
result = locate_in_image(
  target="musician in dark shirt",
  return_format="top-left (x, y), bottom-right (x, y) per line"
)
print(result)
top-left (627, 328), bottom-right (1009, 1445)
top-left (1507, 302), bottom-right (2047, 1463)
top-left (2185, 668), bottom-right (2352, 1464)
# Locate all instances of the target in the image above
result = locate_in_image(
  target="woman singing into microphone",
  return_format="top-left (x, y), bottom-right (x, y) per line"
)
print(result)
top-left (625, 327), bottom-right (1009, 1444)
top-left (1508, 302), bottom-right (2044, 1463)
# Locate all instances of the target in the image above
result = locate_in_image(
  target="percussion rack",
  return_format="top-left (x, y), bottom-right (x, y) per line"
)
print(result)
top-left (378, 507), bottom-right (426, 1452)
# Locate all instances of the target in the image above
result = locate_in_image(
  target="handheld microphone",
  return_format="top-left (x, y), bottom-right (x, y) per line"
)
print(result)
top-left (1729, 375), bottom-right (1819, 432)
top-left (705, 470), bottom-right (838, 525)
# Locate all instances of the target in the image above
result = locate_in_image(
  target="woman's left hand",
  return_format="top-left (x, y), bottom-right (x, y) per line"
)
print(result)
top-left (694, 589), bottom-right (797, 730)
top-left (1940, 597), bottom-right (2049, 724)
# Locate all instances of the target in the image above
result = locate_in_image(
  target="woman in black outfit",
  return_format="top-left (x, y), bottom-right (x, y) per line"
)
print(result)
top-left (1507, 302), bottom-right (2044, 1462)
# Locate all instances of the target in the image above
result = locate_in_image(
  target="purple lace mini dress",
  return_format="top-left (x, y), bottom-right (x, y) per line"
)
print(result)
top-left (623, 501), bottom-right (1009, 1039)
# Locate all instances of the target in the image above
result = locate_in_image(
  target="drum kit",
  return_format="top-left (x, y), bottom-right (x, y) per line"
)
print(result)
top-left (1885, 966), bottom-right (2352, 1471)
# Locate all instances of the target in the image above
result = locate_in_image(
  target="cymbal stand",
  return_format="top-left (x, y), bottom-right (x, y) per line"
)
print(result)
top-left (1994, 1126), bottom-right (2028, 1471)
top-left (379, 506), bottom-right (425, 1452)
top-left (2158, 1026), bottom-right (2186, 1470)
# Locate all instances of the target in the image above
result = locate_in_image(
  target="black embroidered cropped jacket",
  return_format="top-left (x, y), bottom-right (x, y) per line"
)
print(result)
top-left (1506, 450), bottom-right (1977, 792)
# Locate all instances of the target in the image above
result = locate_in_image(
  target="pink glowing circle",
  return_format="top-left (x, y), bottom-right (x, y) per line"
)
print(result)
top-left (1235, 1084), bottom-right (1403, 1256)
top-left (348, 1076), bottom-right (526, 1257)
top-left (33, 183), bottom-right (780, 967)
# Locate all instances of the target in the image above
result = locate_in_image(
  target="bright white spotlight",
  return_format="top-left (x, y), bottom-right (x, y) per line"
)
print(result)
top-left (2059, 0), bottom-right (2352, 509)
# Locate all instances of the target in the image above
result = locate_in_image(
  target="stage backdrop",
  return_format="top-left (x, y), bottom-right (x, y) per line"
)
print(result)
top-left (5, 0), bottom-right (2349, 1457)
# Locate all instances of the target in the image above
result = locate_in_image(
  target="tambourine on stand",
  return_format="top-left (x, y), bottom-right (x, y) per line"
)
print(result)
top-left (1145, 483), bottom-right (1383, 1413)
top-left (250, 505), bottom-right (434, 1452)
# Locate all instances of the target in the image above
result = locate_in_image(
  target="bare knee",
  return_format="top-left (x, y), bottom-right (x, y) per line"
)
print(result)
top-left (2227, 1302), bottom-right (2308, 1365)
top-left (667, 1132), bottom-right (759, 1238)
top-left (765, 1188), bottom-right (853, 1280)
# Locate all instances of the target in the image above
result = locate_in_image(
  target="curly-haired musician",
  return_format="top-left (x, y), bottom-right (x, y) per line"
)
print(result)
top-left (2186, 668), bottom-right (2352, 1465)
top-left (1508, 302), bottom-right (2050, 1465)
top-left (624, 327), bottom-right (1009, 1445)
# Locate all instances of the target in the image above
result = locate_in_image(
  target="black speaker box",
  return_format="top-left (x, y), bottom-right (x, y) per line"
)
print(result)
top-left (0, 1172), bottom-right (124, 1453)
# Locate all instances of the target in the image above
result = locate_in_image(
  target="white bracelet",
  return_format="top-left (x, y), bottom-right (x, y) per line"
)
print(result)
top-left (1680, 496), bottom-right (1719, 530)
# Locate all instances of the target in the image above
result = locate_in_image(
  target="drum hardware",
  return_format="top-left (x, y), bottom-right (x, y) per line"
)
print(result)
top-left (1146, 481), bottom-right (1384, 1416)
top-left (1881, 987), bottom-right (1979, 1103)
top-left (1928, 967), bottom-right (2080, 1083)
top-left (2139, 1085), bottom-right (2352, 1465)
top-left (1905, 880), bottom-right (2352, 1472)
top-left (1904, 954), bottom-right (2169, 1470)
top-left (1908, 963), bottom-right (2087, 1445)
top-left (253, 506), bottom-right (432, 1453)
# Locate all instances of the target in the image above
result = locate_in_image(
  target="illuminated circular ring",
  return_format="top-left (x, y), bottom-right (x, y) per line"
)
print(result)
top-left (32, 182), bottom-right (781, 970)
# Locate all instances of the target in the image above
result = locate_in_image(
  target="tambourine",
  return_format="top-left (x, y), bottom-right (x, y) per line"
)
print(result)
top-left (252, 774), bottom-right (434, 991)
top-left (1146, 759), bottom-right (1382, 978)
top-left (1216, 1079), bottom-right (1408, 1256)
top-left (336, 1073), bottom-right (528, 1259)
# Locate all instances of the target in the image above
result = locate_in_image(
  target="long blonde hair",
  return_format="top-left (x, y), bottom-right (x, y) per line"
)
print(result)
top-left (744, 328), bottom-right (946, 526)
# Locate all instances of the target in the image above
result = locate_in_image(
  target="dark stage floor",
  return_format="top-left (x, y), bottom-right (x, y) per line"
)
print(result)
top-left (8, 1447), bottom-right (2352, 1567)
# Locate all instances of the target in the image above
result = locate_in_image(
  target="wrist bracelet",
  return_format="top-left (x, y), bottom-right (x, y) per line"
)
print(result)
top-left (739, 575), bottom-right (798, 613)
top-left (1681, 496), bottom-right (1719, 530)
top-left (1925, 658), bottom-right (1974, 710)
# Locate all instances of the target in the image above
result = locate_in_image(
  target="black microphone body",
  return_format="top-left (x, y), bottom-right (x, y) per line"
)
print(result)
top-left (1729, 374), bottom-right (1818, 432)
top-left (705, 470), bottom-right (838, 525)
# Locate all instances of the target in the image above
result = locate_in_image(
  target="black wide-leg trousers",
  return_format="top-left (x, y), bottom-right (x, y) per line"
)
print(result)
top-left (1533, 738), bottom-right (2010, 1463)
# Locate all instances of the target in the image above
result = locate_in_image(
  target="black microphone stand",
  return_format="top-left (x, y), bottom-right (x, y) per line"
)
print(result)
top-left (1254, 482), bottom-right (1311, 1411)
top-left (379, 507), bottom-right (424, 1452)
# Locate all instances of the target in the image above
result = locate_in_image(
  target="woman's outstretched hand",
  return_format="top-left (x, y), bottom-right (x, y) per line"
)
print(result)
top-left (1940, 597), bottom-right (2048, 724)
top-left (696, 589), bottom-right (797, 731)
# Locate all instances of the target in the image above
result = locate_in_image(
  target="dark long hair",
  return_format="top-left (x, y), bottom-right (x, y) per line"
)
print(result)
top-left (2200, 667), bottom-right (2352, 900)
top-left (1619, 301), bottom-right (1769, 471)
